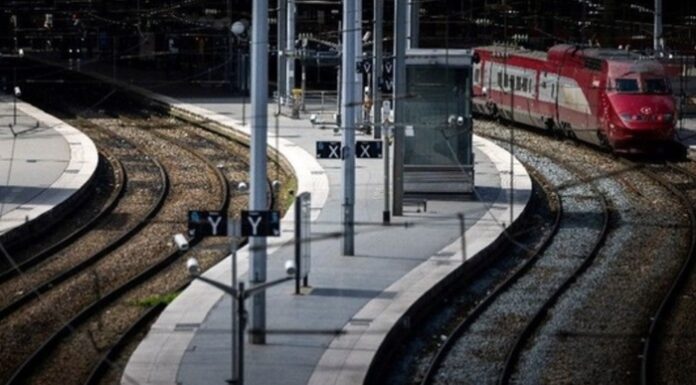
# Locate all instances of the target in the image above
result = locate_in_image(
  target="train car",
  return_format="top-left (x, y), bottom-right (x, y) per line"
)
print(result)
top-left (472, 44), bottom-right (678, 153)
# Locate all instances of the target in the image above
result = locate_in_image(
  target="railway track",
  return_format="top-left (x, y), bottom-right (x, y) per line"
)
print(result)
top-left (0, 152), bottom-right (121, 283)
top-left (4, 117), bottom-right (229, 385)
top-left (0, 129), bottom-right (168, 320)
top-left (376, 119), bottom-right (694, 385)
top-left (421, 144), bottom-right (611, 385)
top-left (635, 162), bottom-right (696, 385)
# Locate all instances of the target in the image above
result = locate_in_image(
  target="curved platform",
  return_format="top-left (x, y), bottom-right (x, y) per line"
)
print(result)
top-left (120, 91), bottom-right (532, 385)
top-left (0, 96), bottom-right (99, 244)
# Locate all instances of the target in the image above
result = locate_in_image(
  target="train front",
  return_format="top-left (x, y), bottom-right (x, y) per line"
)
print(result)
top-left (604, 60), bottom-right (677, 153)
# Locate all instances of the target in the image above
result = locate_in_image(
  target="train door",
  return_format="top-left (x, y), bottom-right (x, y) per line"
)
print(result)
top-left (557, 69), bottom-right (596, 144)
top-left (538, 71), bottom-right (557, 131)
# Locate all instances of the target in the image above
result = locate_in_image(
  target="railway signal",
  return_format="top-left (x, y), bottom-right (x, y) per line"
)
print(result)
top-left (187, 210), bottom-right (228, 237)
top-left (241, 210), bottom-right (281, 237)
top-left (356, 140), bottom-right (383, 158)
top-left (316, 141), bottom-right (342, 159)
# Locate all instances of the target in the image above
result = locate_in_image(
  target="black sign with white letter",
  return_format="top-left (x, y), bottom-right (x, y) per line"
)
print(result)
top-left (188, 210), bottom-right (228, 237)
top-left (316, 141), bottom-right (342, 159)
top-left (241, 210), bottom-right (281, 237)
top-left (381, 57), bottom-right (394, 92)
top-left (356, 140), bottom-right (383, 159)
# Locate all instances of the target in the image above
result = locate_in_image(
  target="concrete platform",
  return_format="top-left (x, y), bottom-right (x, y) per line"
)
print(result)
top-left (0, 95), bottom-right (98, 241)
top-left (118, 94), bottom-right (532, 385)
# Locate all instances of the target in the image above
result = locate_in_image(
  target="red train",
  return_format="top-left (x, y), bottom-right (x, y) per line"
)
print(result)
top-left (472, 44), bottom-right (678, 153)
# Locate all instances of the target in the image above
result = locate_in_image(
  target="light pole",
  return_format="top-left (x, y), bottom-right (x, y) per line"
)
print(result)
top-left (184, 255), bottom-right (296, 385)
top-left (372, 0), bottom-right (389, 225)
top-left (249, 0), bottom-right (269, 344)
top-left (630, 2), bottom-right (664, 54)
top-left (10, 49), bottom-right (24, 135)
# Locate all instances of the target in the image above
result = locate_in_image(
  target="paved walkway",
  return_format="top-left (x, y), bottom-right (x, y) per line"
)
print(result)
top-left (0, 95), bottom-right (98, 239)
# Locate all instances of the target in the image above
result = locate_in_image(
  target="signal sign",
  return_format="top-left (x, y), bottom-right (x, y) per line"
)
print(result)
top-left (188, 210), bottom-right (228, 237)
top-left (316, 141), bottom-right (342, 159)
top-left (381, 57), bottom-right (394, 93)
top-left (357, 59), bottom-right (372, 74)
top-left (356, 141), bottom-right (383, 159)
top-left (241, 210), bottom-right (281, 237)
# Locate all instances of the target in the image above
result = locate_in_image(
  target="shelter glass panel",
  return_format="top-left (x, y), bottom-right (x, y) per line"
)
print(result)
top-left (403, 65), bottom-right (471, 167)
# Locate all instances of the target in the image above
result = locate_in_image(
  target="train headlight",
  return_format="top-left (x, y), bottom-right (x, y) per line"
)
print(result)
top-left (620, 113), bottom-right (636, 122)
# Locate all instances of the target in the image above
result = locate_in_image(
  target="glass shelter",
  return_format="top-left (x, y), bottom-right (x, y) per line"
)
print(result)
top-left (400, 49), bottom-right (474, 197)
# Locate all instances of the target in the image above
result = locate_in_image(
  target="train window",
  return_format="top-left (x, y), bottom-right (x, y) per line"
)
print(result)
top-left (521, 77), bottom-right (529, 92)
top-left (644, 78), bottom-right (670, 94)
top-left (474, 68), bottom-right (481, 84)
top-left (497, 72), bottom-right (503, 88)
top-left (614, 78), bottom-right (639, 93)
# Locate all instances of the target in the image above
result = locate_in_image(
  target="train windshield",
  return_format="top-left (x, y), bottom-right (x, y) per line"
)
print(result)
top-left (614, 78), bottom-right (640, 93)
top-left (610, 77), bottom-right (671, 94)
top-left (643, 78), bottom-right (670, 94)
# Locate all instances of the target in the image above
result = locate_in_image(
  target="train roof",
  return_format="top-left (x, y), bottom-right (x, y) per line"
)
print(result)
top-left (478, 44), bottom-right (643, 64)
top-left (476, 45), bottom-right (549, 61)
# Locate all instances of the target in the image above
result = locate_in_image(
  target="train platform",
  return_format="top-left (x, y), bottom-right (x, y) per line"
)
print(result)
top-left (0, 95), bottom-right (98, 243)
top-left (112, 92), bottom-right (532, 384)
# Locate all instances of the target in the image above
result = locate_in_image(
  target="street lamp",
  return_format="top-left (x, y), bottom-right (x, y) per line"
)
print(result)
top-left (10, 49), bottom-right (24, 136)
top-left (183, 253), bottom-right (296, 385)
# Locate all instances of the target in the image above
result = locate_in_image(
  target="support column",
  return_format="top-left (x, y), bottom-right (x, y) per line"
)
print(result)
top-left (341, 0), bottom-right (358, 255)
top-left (249, 0), bottom-right (269, 345)
top-left (354, 0), bottom-right (363, 128)
top-left (407, 0), bottom-right (420, 49)
top-left (654, 0), bottom-right (663, 53)
top-left (392, 0), bottom-right (407, 216)
top-left (286, 0), bottom-right (296, 101)
top-left (278, 0), bottom-right (287, 102)
top-left (373, 0), bottom-right (389, 224)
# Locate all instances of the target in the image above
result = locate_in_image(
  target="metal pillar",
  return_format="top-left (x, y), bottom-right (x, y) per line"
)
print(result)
top-left (286, 0), bottom-right (296, 101)
top-left (229, 241), bottom-right (239, 384)
top-left (278, 0), bottom-right (287, 102)
top-left (392, 0), bottom-right (407, 216)
top-left (249, 0), bottom-right (268, 345)
top-left (654, 0), bottom-right (663, 53)
top-left (373, 0), bottom-right (389, 224)
top-left (354, 0), bottom-right (363, 129)
top-left (407, 0), bottom-right (420, 49)
top-left (341, 0), bottom-right (358, 255)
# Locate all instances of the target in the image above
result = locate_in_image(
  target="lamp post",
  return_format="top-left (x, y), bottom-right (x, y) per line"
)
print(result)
top-left (184, 255), bottom-right (296, 385)
top-left (231, 20), bottom-right (248, 124)
top-left (11, 49), bottom-right (24, 134)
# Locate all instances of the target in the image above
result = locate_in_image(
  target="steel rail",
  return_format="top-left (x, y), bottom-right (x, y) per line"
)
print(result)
top-left (0, 134), bottom-right (168, 320)
top-left (5, 124), bottom-right (230, 385)
top-left (639, 162), bottom-right (696, 385)
top-left (420, 170), bottom-right (562, 385)
top-left (0, 150), bottom-right (126, 284)
top-left (498, 181), bottom-right (610, 385)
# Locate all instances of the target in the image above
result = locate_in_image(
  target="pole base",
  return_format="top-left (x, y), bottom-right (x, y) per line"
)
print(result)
top-left (383, 211), bottom-right (391, 225)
